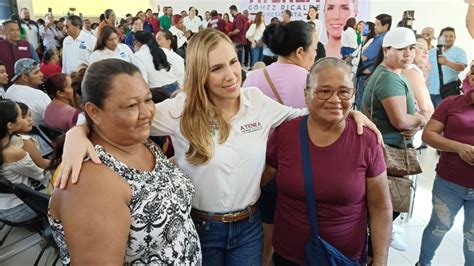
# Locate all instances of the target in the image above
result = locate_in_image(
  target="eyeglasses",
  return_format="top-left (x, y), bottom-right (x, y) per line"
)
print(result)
top-left (310, 87), bottom-right (355, 100)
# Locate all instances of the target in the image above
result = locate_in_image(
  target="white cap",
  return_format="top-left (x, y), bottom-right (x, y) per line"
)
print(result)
top-left (382, 27), bottom-right (417, 49)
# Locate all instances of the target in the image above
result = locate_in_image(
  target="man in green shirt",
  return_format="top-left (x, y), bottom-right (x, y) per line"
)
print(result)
top-left (159, 6), bottom-right (173, 31)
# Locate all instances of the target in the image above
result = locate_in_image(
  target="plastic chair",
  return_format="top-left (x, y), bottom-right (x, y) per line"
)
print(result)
top-left (37, 125), bottom-right (65, 144)
top-left (0, 177), bottom-right (59, 265)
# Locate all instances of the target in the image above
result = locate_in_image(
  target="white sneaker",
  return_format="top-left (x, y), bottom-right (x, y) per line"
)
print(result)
top-left (390, 231), bottom-right (408, 251)
top-left (392, 224), bottom-right (404, 234)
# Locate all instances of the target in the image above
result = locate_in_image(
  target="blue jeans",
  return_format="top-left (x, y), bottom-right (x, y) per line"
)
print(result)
top-left (251, 46), bottom-right (263, 67)
top-left (161, 81), bottom-right (179, 95)
top-left (418, 175), bottom-right (474, 266)
top-left (0, 203), bottom-right (37, 223)
top-left (193, 209), bottom-right (263, 266)
top-left (430, 94), bottom-right (443, 108)
top-left (236, 45), bottom-right (246, 66)
top-left (355, 75), bottom-right (368, 110)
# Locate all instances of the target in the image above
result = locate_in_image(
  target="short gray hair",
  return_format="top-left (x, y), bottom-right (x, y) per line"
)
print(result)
top-left (306, 57), bottom-right (352, 90)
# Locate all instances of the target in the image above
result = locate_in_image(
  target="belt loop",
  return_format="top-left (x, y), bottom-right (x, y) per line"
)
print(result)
top-left (247, 206), bottom-right (253, 223)
top-left (205, 212), bottom-right (213, 229)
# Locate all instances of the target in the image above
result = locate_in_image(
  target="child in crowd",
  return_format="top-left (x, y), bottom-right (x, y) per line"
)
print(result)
top-left (12, 102), bottom-right (50, 170)
top-left (0, 100), bottom-right (46, 223)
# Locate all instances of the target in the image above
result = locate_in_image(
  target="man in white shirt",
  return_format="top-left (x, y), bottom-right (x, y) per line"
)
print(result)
top-left (82, 19), bottom-right (94, 35)
top-left (20, 8), bottom-right (40, 50)
top-left (62, 15), bottom-right (97, 74)
top-left (5, 58), bottom-right (50, 126)
top-left (39, 13), bottom-right (60, 50)
top-left (183, 6), bottom-right (201, 33)
top-left (201, 11), bottom-right (211, 30)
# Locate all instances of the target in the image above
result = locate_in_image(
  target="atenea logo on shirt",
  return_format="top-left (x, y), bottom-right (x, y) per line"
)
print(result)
top-left (240, 121), bottom-right (263, 134)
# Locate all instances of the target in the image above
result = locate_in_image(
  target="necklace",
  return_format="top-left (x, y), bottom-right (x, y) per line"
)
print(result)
top-left (210, 120), bottom-right (219, 137)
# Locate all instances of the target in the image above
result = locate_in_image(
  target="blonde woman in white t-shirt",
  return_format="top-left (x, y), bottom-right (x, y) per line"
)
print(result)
top-left (89, 26), bottom-right (133, 64)
top-left (246, 12), bottom-right (266, 67)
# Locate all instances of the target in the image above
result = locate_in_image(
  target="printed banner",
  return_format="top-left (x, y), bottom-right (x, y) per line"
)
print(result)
top-left (241, 0), bottom-right (372, 58)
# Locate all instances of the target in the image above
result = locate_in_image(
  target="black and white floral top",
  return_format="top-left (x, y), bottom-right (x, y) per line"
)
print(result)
top-left (48, 141), bottom-right (201, 265)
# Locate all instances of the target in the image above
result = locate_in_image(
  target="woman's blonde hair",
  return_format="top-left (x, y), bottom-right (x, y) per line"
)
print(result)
top-left (180, 29), bottom-right (234, 165)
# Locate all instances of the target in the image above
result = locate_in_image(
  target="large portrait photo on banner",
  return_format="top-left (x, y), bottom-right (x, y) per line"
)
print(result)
top-left (241, 0), bottom-right (372, 58)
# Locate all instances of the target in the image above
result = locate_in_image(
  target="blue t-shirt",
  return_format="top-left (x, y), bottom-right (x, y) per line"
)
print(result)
top-left (360, 32), bottom-right (386, 72)
top-left (428, 46), bottom-right (468, 95)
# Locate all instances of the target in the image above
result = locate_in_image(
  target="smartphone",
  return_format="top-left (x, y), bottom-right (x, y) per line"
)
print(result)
top-left (363, 24), bottom-right (369, 36)
top-left (438, 36), bottom-right (446, 46)
top-left (48, 7), bottom-right (52, 13)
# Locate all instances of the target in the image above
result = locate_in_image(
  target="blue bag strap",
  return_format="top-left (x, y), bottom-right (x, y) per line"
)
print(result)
top-left (299, 115), bottom-right (320, 238)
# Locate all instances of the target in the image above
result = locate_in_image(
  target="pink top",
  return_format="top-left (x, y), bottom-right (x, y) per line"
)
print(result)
top-left (44, 102), bottom-right (81, 131)
top-left (431, 90), bottom-right (474, 188)
top-left (243, 62), bottom-right (307, 108)
top-left (267, 117), bottom-right (386, 264)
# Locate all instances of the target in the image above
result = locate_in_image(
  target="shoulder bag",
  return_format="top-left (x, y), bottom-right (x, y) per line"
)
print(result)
top-left (368, 72), bottom-right (422, 177)
top-left (436, 49), bottom-right (462, 99)
top-left (299, 115), bottom-right (362, 266)
top-left (263, 67), bottom-right (284, 104)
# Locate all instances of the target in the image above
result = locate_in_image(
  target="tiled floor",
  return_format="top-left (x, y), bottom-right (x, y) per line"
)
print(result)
top-left (0, 147), bottom-right (467, 265)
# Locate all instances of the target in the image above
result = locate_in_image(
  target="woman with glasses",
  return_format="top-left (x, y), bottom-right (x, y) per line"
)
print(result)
top-left (265, 58), bottom-right (392, 265)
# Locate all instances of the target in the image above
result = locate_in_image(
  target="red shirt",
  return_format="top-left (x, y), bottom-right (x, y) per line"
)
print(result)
top-left (231, 13), bottom-right (248, 45)
top-left (208, 16), bottom-right (226, 33)
top-left (267, 117), bottom-right (386, 264)
top-left (145, 17), bottom-right (160, 34)
top-left (40, 62), bottom-right (62, 78)
top-left (431, 90), bottom-right (474, 188)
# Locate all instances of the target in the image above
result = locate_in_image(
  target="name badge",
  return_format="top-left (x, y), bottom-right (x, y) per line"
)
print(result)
top-left (79, 41), bottom-right (86, 49)
top-left (18, 46), bottom-right (28, 51)
top-left (240, 121), bottom-right (263, 134)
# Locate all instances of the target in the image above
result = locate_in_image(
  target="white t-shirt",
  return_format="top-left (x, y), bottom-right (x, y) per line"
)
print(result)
top-left (130, 45), bottom-right (178, 88)
top-left (4, 84), bottom-right (51, 126)
top-left (151, 87), bottom-right (306, 212)
top-left (183, 16), bottom-right (202, 33)
top-left (89, 43), bottom-right (134, 65)
top-left (309, 19), bottom-right (324, 40)
top-left (169, 26), bottom-right (187, 48)
top-left (341, 27), bottom-right (358, 49)
top-left (21, 22), bottom-right (39, 49)
top-left (161, 47), bottom-right (185, 88)
top-left (0, 153), bottom-right (44, 210)
top-left (39, 25), bottom-right (60, 49)
top-left (62, 31), bottom-right (97, 74)
top-left (246, 23), bottom-right (266, 43)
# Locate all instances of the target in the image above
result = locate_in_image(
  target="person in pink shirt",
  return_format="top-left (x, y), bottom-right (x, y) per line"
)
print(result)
top-left (242, 20), bottom-right (318, 265)
top-left (44, 73), bottom-right (81, 131)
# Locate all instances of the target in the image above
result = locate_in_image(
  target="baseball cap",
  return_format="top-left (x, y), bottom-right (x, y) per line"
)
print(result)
top-left (382, 27), bottom-right (417, 49)
top-left (11, 58), bottom-right (38, 83)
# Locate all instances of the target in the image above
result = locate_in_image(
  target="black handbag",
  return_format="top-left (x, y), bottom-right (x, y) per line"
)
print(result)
top-left (440, 79), bottom-right (462, 99)
top-left (436, 49), bottom-right (462, 99)
top-left (299, 116), bottom-right (362, 266)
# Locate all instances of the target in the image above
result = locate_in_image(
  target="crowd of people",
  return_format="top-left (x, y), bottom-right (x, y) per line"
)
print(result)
top-left (0, 2), bottom-right (473, 266)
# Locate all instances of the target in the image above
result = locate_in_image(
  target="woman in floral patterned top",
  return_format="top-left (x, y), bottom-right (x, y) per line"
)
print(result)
top-left (48, 59), bottom-right (201, 265)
